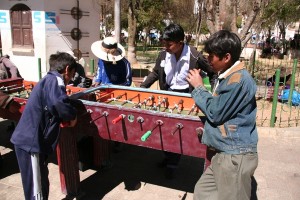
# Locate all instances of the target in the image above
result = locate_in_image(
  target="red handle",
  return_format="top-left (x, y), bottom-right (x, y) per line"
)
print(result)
top-left (112, 115), bottom-right (123, 124)
top-left (60, 121), bottom-right (70, 128)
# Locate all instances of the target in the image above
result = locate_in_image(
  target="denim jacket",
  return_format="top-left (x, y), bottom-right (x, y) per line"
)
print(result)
top-left (191, 62), bottom-right (258, 154)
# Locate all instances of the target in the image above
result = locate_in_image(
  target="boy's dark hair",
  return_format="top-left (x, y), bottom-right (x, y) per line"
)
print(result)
top-left (204, 30), bottom-right (241, 63)
top-left (49, 52), bottom-right (77, 73)
top-left (161, 23), bottom-right (185, 42)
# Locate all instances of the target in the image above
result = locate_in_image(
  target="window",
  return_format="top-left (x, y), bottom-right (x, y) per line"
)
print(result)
top-left (10, 4), bottom-right (33, 48)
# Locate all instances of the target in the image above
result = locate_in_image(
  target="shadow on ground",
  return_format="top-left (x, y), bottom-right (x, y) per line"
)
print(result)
top-left (0, 119), bottom-right (257, 200)
top-left (77, 144), bottom-right (205, 200)
top-left (0, 120), bottom-right (20, 179)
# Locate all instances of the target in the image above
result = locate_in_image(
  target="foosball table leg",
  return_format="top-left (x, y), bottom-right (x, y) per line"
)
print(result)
top-left (56, 128), bottom-right (80, 197)
top-left (92, 136), bottom-right (112, 168)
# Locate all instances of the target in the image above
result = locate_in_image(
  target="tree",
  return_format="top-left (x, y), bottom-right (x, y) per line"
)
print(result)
top-left (124, 0), bottom-right (165, 64)
top-left (127, 0), bottom-right (139, 64)
top-left (98, 0), bottom-right (300, 64)
top-left (199, 0), bottom-right (280, 48)
top-left (194, 0), bottom-right (205, 47)
top-left (260, 0), bottom-right (300, 53)
top-left (164, 0), bottom-right (198, 32)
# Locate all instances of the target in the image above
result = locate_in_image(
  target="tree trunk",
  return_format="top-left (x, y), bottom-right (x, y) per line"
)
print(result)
top-left (143, 27), bottom-right (150, 53)
top-left (194, 0), bottom-right (204, 48)
top-left (204, 0), bottom-right (217, 33)
top-left (215, 0), bottom-right (220, 31)
top-left (278, 21), bottom-right (287, 54)
top-left (238, 1), bottom-right (261, 44)
top-left (230, 0), bottom-right (238, 33)
top-left (127, 0), bottom-right (138, 64)
top-left (114, 0), bottom-right (121, 42)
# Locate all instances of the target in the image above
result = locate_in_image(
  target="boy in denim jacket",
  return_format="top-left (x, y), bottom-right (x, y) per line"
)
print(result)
top-left (187, 30), bottom-right (258, 200)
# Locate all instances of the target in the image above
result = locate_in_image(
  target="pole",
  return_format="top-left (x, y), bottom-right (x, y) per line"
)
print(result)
top-left (287, 59), bottom-right (298, 106)
top-left (114, 0), bottom-right (121, 43)
top-left (251, 50), bottom-right (256, 77)
top-left (38, 58), bottom-right (42, 80)
top-left (270, 69), bottom-right (280, 127)
top-left (90, 58), bottom-right (94, 75)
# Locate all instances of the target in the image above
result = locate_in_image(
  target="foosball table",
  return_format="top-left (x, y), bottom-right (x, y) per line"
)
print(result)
top-left (0, 78), bottom-right (209, 197)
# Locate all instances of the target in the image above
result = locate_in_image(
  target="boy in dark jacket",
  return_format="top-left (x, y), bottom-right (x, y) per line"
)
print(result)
top-left (10, 52), bottom-right (78, 200)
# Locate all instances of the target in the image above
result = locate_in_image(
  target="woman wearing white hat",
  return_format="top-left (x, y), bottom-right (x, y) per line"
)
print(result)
top-left (91, 37), bottom-right (132, 86)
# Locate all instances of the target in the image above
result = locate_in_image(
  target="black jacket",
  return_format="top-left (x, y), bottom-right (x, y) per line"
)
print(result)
top-left (140, 45), bottom-right (215, 92)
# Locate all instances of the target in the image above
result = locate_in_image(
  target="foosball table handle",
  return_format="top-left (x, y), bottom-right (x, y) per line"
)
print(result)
top-left (112, 114), bottom-right (125, 124)
top-left (60, 121), bottom-right (70, 128)
top-left (141, 130), bottom-right (152, 141)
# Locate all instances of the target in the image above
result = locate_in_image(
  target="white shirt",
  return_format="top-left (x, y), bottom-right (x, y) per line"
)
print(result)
top-left (164, 44), bottom-right (191, 90)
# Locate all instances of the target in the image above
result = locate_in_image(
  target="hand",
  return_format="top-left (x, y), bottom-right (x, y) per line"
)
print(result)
top-left (69, 116), bottom-right (77, 127)
top-left (186, 69), bottom-right (204, 88)
top-left (8, 100), bottom-right (21, 113)
top-left (60, 116), bottom-right (77, 128)
top-left (93, 82), bottom-right (100, 87)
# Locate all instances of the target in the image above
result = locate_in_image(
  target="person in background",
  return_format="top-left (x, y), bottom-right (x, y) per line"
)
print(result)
top-left (186, 30), bottom-right (258, 200)
top-left (67, 51), bottom-right (92, 88)
top-left (0, 55), bottom-right (22, 79)
top-left (10, 52), bottom-right (78, 200)
top-left (0, 90), bottom-right (21, 167)
top-left (261, 41), bottom-right (272, 58)
top-left (140, 23), bottom-right (215, 179)
top-left (91, 36), bottom-right (132, 87)
top-left (91, 36), bottom-right (132, 152)
top-left (69, 62), bottom-right (92, 88)
top-left (290, 35), bottom-right (300, 59)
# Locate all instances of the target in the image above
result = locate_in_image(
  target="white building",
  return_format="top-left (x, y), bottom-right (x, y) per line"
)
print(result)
top-left (0, 0), bottom-right (100, 81)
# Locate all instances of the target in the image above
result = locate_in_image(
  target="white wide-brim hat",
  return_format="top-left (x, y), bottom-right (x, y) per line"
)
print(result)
top-left (91, 37), bottom-right (126, 62)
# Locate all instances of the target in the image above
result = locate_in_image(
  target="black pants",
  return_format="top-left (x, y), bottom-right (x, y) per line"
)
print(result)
top-left (164, 152), bottom-right (181, 168)
top-left (14, 146), bottom-right (49, 200)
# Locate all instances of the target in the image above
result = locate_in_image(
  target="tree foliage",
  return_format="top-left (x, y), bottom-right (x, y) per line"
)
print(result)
top-left (96, 0), bottom-right (300, 62)
top-left (261, 0), bottom-right (300, 28)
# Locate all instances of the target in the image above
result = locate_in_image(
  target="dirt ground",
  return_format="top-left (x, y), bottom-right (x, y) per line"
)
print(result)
top-left (256, 98), bottom-right (300, 127)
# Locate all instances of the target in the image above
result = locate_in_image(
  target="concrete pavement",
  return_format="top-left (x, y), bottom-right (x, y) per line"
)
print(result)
top-left (0, 118), bottom-right (300, 200)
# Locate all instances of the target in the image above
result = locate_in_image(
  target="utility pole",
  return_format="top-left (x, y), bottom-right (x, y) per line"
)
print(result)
top-left (114, 0), bottom-right (121, 43)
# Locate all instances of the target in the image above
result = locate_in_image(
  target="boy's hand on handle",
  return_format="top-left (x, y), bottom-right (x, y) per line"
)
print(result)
top-left (69, 116), bottom-right (77, 127)
top-left (187, 69), bottom-right (204, 88)
top-left (93, 82), bottom-right (100, 87)
top-left (60, 116), bottom-right (77, 128)
top-left (8, 100), bottom-right (21, 114)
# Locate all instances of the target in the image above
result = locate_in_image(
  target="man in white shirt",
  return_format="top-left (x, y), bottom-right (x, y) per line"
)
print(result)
top-left (140, 23), bottom-right (215, 179)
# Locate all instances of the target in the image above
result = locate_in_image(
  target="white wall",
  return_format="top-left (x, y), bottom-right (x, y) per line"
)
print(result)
top-left (0, 0), bottom-right (100, 81)
top-left (241, 47), bottom-right (262, 60)
top-left (45, 0), bottom-right (101, 75)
